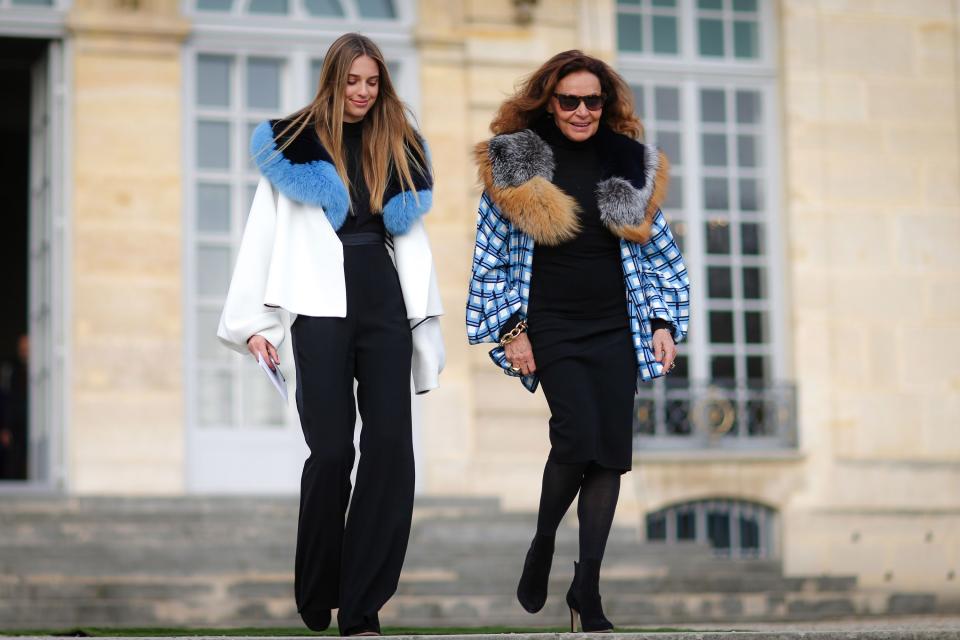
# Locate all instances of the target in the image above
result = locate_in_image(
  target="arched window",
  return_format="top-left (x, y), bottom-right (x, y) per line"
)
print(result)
top-left (645, 498), bottom-right (776, 558)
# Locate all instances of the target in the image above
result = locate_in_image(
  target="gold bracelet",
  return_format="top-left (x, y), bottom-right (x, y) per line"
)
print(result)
top-left (499, 320), bottom-right (528, 347)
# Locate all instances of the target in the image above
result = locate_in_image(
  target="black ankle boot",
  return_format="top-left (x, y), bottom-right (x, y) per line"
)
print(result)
top-left (565, 559), bottom-right (613, 632)
top-left (517, 533), bottom-right (555, 613)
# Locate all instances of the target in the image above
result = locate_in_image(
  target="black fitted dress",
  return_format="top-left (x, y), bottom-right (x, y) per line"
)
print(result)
top-left (525, 121), bottom-right (637, 472)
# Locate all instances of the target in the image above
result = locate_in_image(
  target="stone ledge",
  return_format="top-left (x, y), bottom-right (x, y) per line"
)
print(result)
top-left (11, 633), bottom-right (960, 640)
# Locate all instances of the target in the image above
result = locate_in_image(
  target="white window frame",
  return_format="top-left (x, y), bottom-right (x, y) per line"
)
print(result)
top-left (0, 1), bottom-right (70, 38)
top-left (619, 1), bottom-right (791, 451)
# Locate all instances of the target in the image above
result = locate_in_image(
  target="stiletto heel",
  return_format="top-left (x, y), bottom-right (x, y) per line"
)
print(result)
top-left (569, 606), bottom-right (579, 632)
top-left (565, 560), bottom-right (613, 633)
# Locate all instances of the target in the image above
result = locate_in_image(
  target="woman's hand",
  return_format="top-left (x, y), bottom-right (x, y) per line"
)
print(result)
top-left (652, 328), bottom-right (677, 373)
top-left (505, 333), bottom-right (537, 376)
top-left (247, 335), bottom-right (280, 371)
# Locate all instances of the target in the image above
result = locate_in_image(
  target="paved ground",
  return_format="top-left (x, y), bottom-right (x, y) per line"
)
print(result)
top-left (11, 633), bottom-right (960, 640)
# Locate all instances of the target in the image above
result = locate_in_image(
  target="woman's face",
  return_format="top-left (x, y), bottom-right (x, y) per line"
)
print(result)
top-left (343, 55), bottom-right (379, 123)
top-left (547, 70), bottom-right (603, 142)
top-left (549, 70), bottom-right (603, 142)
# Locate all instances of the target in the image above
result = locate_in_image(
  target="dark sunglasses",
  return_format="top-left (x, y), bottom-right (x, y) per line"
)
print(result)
top-left (553, 93), bottom-right (605, 112)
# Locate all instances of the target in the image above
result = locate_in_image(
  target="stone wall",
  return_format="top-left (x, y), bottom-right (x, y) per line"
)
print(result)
top-left (67, 0), bottom-right (189, 492)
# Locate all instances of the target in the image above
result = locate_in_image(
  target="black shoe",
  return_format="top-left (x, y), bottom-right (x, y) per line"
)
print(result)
top-left (565, 560), bottom-right (613, 633)
top-left (300, 607), bottom-right (332, 632)
top-left (517, 533), bottom-right (555, 613)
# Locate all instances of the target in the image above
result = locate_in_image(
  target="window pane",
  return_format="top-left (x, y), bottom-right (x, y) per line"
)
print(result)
top-left (197, 55), bottom-right (232, 108)
top-left (676, 511), bottom-right (696, 540)
top-left (652, 0), bottom-right (676, 6)
top-left (247, 122), bottom-right (260, 171)
top-left (706, 220), bottom-right (730, 254)
top-left (742, 266), bottom-right (765, 300)
top-left (708, 266), bottom-right (733, 299)
top-left (652, 16), bottom-right (679, 55)
top-left (197, 183), bottom-right (231, 233)
top-left (702, 134), bottom-right (728, 166)
top-left (740, 515), bottom-right (760, 550)
top-left (698, 18), bottom-right (724, 57)
top-left (305, 0), bottom-right (344, 15)
top-left (198, 370), bottom-right (233, 426)
top-left (646, 513), bottom-right (667, 541)
top-left (656, 131), bottom-right (681, 165)
top-left (197, 0), bottom-right (233, 9)
top-left (247, 58), bottom-right (282, 110)
top-left (734, 20), bottom-right (759, 59)
top-left (248, 0), bottom-right (287, 13)
top-left (242, 366), bottom-right (286, 426)
top-left (664, 175), bottom-right (683, 209)
top-left (357, 0), bottom-right (395, 18)
top-left (197, 245), bottom-right (232, 297)
top-left (739, 177), bottom-right (762, 211)
top-left (737, 134), bottom-right (759, 168)
top-left (733, 0), bottom-right (757, 11)
top-left (197, 309), bottom-right (229, 361)
top-left (707, 512), bottom-right (731, 549)
top-left (746, 355), bottom-right (767, 381)
top-left (736, 90), bottom-right (762, 124)
top-left (13, 0), bottom-right (55, 5)
top-left (700, 89), bottom-right (726, 123)
top-left (741, 222), bottom-right (764, 255)
top-left (704, 177), bottom-right (729, 210)
top-left (618, 13), bottom-right (644, 52)
top-left (744, 311), bottom-right (766, 344)
top-left (197, 121), bottom-right (231, 169)
top-left (655, 86), bottom-right (680, 121)
top-left (698, 0), bottom-right (722, 9)
top-left (711, 355), bottom-right (736, 380)
top-left (709, 311), bottom-right (735, 343)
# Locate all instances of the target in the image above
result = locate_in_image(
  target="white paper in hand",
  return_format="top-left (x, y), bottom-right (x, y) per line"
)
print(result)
top-left (258, 354), bottom-right (288, 404)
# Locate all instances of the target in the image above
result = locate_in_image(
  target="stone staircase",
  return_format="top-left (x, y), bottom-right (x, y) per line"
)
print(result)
top-left (0, 495), bottom-right (944, 629)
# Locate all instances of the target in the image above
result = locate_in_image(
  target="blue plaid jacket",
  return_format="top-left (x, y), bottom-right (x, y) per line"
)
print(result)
top-left (466, 192), bottom-right (690, 392)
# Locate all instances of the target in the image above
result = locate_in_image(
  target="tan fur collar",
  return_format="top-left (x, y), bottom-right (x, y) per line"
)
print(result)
top-left (475, 127), bottom-right (670, 245)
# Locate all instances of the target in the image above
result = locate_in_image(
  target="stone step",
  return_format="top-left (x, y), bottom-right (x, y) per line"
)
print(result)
top-left (9, 634), bottom-right (960, 640)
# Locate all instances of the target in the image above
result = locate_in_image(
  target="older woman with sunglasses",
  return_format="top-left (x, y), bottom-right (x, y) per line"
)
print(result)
top-left (466, 51), bottom-right (690, 631)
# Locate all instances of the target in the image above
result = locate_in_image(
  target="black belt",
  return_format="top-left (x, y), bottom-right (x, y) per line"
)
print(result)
top-left (339, 232), bottom-right (385, 246)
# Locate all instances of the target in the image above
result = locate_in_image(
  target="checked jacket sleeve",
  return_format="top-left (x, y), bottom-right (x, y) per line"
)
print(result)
top-left (633, 209), bottom-right (690, 343)
top-left (465, 194), bottom-right (527, 345)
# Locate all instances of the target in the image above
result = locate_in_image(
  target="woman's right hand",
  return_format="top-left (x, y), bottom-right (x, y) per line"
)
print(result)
top-left (504, 333), bottom-right (536, 376)
top-left (247, 335), bottom-right (280, 371)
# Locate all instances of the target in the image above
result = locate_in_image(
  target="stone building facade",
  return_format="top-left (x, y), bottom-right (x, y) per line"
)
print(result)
top-left (0, 0), bottom-right (957, 606)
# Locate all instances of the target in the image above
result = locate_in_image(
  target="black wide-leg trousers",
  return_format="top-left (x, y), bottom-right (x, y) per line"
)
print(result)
top-left (290, 239), bottom-right (414, 634)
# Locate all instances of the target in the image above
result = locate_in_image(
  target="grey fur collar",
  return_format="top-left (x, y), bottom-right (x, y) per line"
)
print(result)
top-left (479, 126), bottom-right (668, 243)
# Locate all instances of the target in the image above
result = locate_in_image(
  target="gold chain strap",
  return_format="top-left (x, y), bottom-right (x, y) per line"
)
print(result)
top-left (499, 320), bottom-right (529, 347)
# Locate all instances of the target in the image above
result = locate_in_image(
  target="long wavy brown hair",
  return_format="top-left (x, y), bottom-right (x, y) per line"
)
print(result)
top-left (273, 33), bottom-right (428, 212)
top-left (490, 50), bottom-right (643, 139)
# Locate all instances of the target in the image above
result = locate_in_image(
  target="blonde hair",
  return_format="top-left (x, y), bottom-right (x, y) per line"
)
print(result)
top-left (273, 33), bottom-right (428, 212)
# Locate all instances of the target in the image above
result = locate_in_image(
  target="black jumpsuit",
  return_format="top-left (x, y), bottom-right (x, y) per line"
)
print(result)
top-left (290, 120), bottom-right (413, 635)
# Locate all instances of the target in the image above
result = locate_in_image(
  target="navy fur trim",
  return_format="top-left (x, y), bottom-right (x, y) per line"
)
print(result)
top-left (250, 120), bottom-right (350, 229)
top-left (250, 120), bottom-right (433, 234)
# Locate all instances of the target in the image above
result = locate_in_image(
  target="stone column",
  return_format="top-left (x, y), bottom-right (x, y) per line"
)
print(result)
top-left (67, 0), bottom-right (190, 493)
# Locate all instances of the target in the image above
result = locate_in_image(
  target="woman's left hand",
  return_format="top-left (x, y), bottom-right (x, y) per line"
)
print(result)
top-left (652, 328), bottom-right (677, 373)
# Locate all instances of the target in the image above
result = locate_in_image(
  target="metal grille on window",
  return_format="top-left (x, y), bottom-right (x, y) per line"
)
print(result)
top-left (645, 499), bottom-right (775, 558)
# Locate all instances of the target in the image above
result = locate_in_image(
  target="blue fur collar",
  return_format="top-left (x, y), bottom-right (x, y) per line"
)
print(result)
top-left (250, 119), bottom-right (432, 235)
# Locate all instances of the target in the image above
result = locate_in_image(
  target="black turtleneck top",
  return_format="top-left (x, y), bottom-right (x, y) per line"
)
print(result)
top-left (526, 121), bottom-right (628, 326)
top-left (338, 119), bottom-right (386, 238)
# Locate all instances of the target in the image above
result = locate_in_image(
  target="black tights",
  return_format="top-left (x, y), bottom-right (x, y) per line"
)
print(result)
top-left (535, 459), bottom-right (621, 562)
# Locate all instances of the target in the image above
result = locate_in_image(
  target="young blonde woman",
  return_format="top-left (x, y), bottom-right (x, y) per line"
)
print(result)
top-left (467, 51), bottom-right (690, 631)
top-left (218, 33), bottom-right (443, 636)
